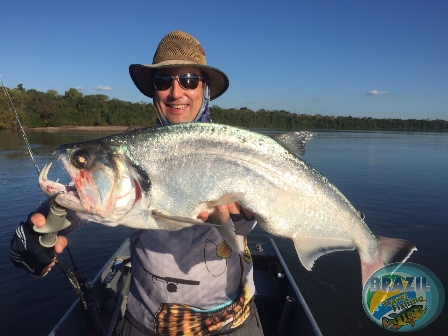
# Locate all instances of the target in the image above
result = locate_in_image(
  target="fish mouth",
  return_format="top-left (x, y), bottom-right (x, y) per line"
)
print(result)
top-left (38, 162), bottom-right (142, 224)
top-left (38, 163), bottom-right (68, 196)
top-left (38, 162), bottom-right (86, 212)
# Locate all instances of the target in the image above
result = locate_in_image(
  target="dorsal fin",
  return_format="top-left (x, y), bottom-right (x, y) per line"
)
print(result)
top-left (272, 131), bottom-right (315, 156)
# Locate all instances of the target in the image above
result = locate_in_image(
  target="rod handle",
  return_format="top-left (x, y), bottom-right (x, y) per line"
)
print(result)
top-left (34, 197), bottom-right (71, 248)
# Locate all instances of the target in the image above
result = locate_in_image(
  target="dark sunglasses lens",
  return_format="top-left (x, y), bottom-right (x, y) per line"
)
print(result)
top-left (154, 76), bottom-right (173, 91)
top-left (178, 74), bottom-right (200, 90)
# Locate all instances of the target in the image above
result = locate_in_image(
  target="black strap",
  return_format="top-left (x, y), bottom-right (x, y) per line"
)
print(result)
top-left (56, 258), bottom-right (88, 310)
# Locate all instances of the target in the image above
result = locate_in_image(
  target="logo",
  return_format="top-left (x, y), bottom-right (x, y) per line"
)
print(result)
top-left (362, 262), bottom-right (444, 332)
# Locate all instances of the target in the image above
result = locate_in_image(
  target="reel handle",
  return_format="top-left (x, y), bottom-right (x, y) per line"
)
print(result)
top-left (34, 195), bottom-right (71, 248)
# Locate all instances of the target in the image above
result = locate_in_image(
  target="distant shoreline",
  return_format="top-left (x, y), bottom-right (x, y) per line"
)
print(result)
top-left (26, 126), bottom-right (142, 132)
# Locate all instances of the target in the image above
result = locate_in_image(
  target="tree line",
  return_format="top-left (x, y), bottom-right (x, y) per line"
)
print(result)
top-left (1, 85), bottom-right (447, 130)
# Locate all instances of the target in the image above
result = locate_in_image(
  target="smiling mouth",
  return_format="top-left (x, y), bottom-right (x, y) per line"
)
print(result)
top-left (167, 104), bottom-right (188, 109)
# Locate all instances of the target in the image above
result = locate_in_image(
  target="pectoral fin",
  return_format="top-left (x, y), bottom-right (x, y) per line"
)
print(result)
top-left (151, 210), bottom-right (218, 228)
top-left (214, 218), bottom-right (242, 255)
top-left (292, 236), bottom-right (355, 271)
top-left (406, 318), bottom-right (415, 327)
top-left (200, 193), bottom-right (245, 211)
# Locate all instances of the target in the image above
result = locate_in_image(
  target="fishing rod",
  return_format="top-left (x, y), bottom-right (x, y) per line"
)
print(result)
top-left (0, 75), bottom-right (69, 245)
top-left (1, 76), bottom-right (89, 310)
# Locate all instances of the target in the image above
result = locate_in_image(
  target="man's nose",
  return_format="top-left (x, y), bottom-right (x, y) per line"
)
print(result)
top-left (169, 78), bottom-right (183, 99)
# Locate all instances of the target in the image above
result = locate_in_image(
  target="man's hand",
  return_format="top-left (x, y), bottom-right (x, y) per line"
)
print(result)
top-left (197, 203), bottom-right (254, 222)
top-left (30, 213), bottom-right (68, 254)
top-left (10, 212), bottom-right (68, 277)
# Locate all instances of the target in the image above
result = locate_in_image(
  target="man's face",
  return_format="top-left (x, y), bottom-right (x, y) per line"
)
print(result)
top-left (153, 66), bottom-right (204, 124)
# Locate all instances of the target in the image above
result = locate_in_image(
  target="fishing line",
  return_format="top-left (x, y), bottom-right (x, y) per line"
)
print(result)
top-left (1, 75), bottom-right (88, 309)
top-left (0, 75), bottom-right (40, 174)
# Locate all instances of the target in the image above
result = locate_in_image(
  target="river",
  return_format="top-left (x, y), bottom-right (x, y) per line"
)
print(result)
top-left (0, 128), bottom-right (446, 335)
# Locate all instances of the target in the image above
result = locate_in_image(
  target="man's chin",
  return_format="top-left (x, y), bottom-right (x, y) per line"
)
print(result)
top-left (165, 113), bottom-right (195, 124)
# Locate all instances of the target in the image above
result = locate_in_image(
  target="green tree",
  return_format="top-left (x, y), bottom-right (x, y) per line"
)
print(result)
top-left (1, 85), bottom-right (447, 130)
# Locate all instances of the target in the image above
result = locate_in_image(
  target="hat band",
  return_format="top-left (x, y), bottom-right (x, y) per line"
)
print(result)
top-left (152, 59), bottom-right (205, 67)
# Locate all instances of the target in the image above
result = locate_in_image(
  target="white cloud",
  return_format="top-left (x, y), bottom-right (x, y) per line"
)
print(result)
top-left (74, 86), bottom-right (84, 91)
top-left (95, 85), bottom-right (113, 91)
top-left (366, 90), bottom-right (390, 95)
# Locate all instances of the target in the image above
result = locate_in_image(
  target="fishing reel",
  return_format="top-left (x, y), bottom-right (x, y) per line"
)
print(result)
top-left (33, 193), bottom-right (71, 248)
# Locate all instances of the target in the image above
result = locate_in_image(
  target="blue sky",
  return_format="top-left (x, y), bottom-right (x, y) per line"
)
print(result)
top-left (1, 1), bottom-right (447, 120)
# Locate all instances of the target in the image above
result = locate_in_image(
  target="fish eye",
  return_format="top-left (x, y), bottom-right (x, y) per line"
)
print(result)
top-left (72, 150), bottom-right (90, 169)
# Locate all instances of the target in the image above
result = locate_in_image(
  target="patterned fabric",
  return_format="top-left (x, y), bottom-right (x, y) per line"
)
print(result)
top-left (194, 78), bottom-right (211, 123)
top-left (116, 300), bottom-right (264, 336)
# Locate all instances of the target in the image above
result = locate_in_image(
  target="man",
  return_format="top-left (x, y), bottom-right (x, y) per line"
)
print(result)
top-left (11, 31), bottom-right (264, 336)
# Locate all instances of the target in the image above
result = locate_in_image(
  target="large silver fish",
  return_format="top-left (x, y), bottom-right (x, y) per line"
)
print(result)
top-left (39, 123), bottom-right (416, 284)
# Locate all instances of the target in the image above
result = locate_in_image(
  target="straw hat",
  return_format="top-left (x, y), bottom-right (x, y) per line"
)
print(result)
top-left (129, 31), bottom-right (229, 100)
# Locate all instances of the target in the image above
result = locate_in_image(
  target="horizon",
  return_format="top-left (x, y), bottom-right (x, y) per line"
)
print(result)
top-left (1, 1), bottom-right (447, 120)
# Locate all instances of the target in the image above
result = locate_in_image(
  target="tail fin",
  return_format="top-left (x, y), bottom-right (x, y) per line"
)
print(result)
top-left (361, 236), bottom-right (417, 286)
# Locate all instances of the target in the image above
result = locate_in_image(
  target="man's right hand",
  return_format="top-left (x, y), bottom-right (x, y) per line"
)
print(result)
top-left (10, 212), bottom-right (68, 277)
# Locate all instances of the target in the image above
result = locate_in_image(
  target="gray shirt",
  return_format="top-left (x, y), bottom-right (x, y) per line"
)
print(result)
top-left (127, 218), bottom-right (257, 333)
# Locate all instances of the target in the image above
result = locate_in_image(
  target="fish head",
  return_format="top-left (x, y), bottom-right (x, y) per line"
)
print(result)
top-left (54, 140), bottom-right (149, 225)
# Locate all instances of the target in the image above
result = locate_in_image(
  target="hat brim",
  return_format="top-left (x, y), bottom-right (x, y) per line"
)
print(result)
top-left (129, 61), bottom-right (229, 101)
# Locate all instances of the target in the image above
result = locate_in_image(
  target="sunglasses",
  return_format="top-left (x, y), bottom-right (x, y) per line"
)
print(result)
top-left (153, 73), bottom-right (204, 91)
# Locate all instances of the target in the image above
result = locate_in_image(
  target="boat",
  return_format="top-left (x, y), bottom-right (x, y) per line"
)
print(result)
top-left (48, 238), bottom-right (322, 336)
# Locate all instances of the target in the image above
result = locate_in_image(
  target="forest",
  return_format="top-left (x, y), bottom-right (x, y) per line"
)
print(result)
top-left (1, 85), bottom-right (447, 130)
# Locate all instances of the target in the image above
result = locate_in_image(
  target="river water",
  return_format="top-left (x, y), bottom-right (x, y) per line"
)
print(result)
top-left (0, 128), bottom-right (446, 335)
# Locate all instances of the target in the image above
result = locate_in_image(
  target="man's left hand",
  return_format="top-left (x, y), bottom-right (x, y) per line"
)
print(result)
top-left (197, 203), bottom-right (254, 222)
